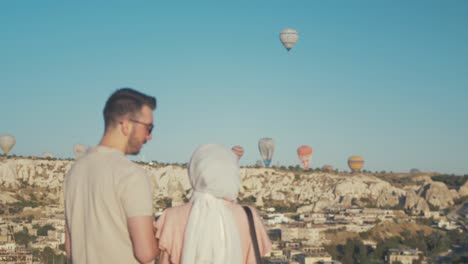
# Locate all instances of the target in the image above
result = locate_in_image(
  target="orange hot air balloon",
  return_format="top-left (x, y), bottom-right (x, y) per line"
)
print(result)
top-left (348, 156), bottom-right (364, 172)
top-left (231, 146), bottom-right (244, 160)
top-left (322, 165), bottom-right (334, 172)
top-left (297, 145), bottom-right (313, 170)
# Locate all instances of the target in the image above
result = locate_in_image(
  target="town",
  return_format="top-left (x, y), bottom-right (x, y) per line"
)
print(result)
top-left (1, 157), bottom-right (467, 263)
top-left (1, 198), bottom-right (467, 263)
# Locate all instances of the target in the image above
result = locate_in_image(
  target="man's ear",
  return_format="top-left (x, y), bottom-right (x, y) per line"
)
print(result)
top-left (120, 120), bottom-right (131, 137)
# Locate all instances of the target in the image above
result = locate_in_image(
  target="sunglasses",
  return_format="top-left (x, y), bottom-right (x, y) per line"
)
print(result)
top-left (129, 119), bottom-right (154, 134)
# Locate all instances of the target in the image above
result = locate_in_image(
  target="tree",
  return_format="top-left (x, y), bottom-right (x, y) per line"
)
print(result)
top-left (400, 228), bottom-right (411, 239)
top-left (342, 240), bottom-right (354, 264)
top-left (447, 229), bottom-right (468, 248)
top-left (452, 253), bottom-right (468, 263)
top-left (360, 231), bottom-right (370, 239)
top-left (405, 231), bottom-right (428, 255)
top-left (27, 214), bottom-right (34, 223)
top-left (240, 196), bottom-right (256, 204)
top-left (294, 174), bottom-right (301, 181)
top-left (374, 237), bottom-right (402, 261)
top-left (358, 242), bottom-right (371, 264)
top-left (14, 229), bottom-right (34, 246)
top-left (40, 247), bottom-right (55, 263)
top-left (324, 244), bottom-right (340, 260)
top-left (37, 224), bottom-right (55, 236)
top-left (426, 231), bottom-right (450, 256)
top-left (339, 239), bottom-right (371, 264)
top-left (59, 243), bottom-right (66, 251)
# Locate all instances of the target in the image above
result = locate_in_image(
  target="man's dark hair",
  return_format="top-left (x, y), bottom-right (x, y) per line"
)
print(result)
top-left (103, 88), bottom-right (157, 129)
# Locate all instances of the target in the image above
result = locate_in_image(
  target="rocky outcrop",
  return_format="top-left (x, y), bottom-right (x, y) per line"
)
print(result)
top-left (376, 190), bottom-right (400, 208)
top-left (404, 189), bottom-right (430, 215)
top-left (0, 161), bottom-right (18, 188)
top-left (418, 182), bottom-right (458, 209)
top-left (146, 165), bottom-right (189, 200)
top-left (0, 191), bottom-right (18, 204)
top-left (0, 158), bottom-right (461, 214)
top-left (0, 159), bottom-right (71, 189)
top-left (459, 181), bottom-right (468, 197)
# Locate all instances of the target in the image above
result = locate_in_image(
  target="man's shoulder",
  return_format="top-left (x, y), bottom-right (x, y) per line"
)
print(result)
top-left (88, 147), bottom-right (140, 172)
top-left (115, 159), bottom-right (146, 176)
top-left (67, 149), bottom-right (143, 179)
top-left (112, 157), bottom-right (148, 184)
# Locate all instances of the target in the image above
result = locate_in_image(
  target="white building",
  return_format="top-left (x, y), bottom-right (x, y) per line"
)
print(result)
top-left (424, 211), bottom-right (441, 219)
top-left (292, 247), bottom-right (333, 264)
top-left (0, 242), bottom-right (16, 252)
top-left (345, 224), bottom-right (374, 233)
top-left (265, 214), bottom-right (290, 225)
top-left (300, 213), bottom-right (327, 224)
top-left (387, 248), bottom-right (422, 264)
top-left (281, 227), bottom-right (322, 244)
top-left (437, 218), bottom-right (458, 230)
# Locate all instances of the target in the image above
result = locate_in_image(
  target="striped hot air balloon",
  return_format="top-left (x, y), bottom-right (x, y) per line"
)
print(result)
top-left (258, 138), bottom-right (275, 167)
top-left (297, 145), bottom-right (313, 170)
top-left (231, 145), bottom-right (244, 160)
top-left (279, 28), bottom-right (299, 52)
top-left (348, 156), bottom-right (364, 172)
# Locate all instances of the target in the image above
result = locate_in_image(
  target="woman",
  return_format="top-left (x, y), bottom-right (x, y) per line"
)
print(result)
top-left (154, 144), bottom-right (272, 264)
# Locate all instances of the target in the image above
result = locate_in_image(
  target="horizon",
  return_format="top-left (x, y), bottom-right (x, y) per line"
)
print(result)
top-left (1, 1), bottom-right (467, 175)
top-left (2, 154), bottom-right (467, 177)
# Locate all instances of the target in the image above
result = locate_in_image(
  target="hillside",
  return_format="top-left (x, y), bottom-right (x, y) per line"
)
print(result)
top-left (0, 157), bottom-right (466, 216)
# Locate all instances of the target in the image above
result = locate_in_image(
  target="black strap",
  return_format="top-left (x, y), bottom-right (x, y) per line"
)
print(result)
top-left (243, 206), bottom-right (263, 264)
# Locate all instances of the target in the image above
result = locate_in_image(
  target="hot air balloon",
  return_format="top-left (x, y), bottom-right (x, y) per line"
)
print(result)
top-left (297, 145), bottom-right (313, 170)
top-left (279, 28), bottom-right (299, 52)
top-left (258, 138), bottom-right (275, 167)
top-left (73, 144), bottom-right (88, 159)
top-left (322, 165), bottom-right (334, 172)
top-left (231, 146), bottom-right (244, 160)
top-left (0, 134), bottom-right (16, 156)
top-left (348, 156), bottom-right (364, 172)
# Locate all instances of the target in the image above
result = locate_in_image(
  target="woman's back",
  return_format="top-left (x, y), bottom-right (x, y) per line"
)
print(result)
top-left (155, 201), bottom-right (271, 264)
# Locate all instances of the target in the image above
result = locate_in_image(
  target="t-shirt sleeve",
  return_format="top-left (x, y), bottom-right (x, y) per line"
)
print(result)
top-left (119, 168), bottom-right (154, 217)
top-left (154, 211), bottom-right (167, 246)
top-left (154, 208), bottom-right (184, 264)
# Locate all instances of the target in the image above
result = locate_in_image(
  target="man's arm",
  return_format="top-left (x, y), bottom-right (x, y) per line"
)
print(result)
top-left (65, 221), bottom-right (72, 259)
top-left (128, 215), bottom-right (159, 264)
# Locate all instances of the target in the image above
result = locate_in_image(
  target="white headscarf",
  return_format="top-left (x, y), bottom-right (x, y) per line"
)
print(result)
top-left (182, 144), bottom-right (242, 264)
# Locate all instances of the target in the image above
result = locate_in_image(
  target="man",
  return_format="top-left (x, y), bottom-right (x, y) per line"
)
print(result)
top-left (64, 88), bottom-right (158, 263)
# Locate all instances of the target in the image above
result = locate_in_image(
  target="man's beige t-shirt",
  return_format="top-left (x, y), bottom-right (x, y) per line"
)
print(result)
top-left (64, 145), bottom-right (153, 263)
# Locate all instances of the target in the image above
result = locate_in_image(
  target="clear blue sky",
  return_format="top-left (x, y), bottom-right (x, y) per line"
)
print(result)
top-left (1, 1), bottom-right (467, 174)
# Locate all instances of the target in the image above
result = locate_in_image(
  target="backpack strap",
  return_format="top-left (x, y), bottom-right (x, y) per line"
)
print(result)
top-left (243, 206), bottom-right (263, 264)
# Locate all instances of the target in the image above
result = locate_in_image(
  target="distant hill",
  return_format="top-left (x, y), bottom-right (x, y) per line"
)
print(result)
top-left (1, 157), bottom-right (467, 216)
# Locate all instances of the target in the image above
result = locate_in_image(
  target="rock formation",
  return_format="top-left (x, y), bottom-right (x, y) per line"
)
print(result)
top-left (459, 181), bottom-right (468, 197)
top-left (0, 158), bottom-right (462, 215)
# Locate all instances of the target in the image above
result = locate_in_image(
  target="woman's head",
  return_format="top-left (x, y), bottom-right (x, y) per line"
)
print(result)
top-left (188, 144), bottom-right (240, 201)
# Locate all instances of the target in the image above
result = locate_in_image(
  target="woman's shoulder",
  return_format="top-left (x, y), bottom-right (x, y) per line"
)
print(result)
top-left (155, 203), bottom-right (193, 239)
top-left (230, 203), bottom-right (259, 214)
top-left (228, 203), bottom-right (264, 224)
top-left (161, 202), bottom-right (193, 219)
